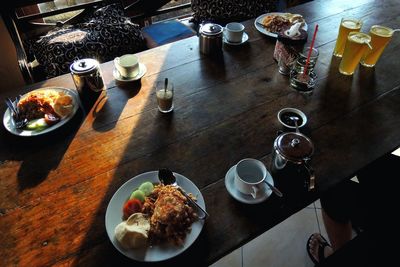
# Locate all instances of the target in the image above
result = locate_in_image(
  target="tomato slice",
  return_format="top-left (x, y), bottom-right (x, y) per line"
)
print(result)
top-left (122, 198), bottom-right (143, 220)
top-left (44, 113), bottom-right (60, 126)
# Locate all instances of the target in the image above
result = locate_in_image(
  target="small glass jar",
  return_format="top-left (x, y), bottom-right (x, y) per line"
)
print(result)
top-left (273, 28), bottom-right (307, 75)
top-left (289, 47), bottom-right (319, 94)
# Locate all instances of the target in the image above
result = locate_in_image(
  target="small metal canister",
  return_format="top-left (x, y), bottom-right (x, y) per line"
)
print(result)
top-left (70, 58), bottom-right (105, 97)
top-left (271, 132), bottom-right (315, 191)
top-left (199, 23), bottom-right (223, 55)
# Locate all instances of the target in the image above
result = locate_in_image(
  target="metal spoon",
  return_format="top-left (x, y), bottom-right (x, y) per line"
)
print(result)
top-left (264, 179), bottom-right (283, 197)
top-left (290, 116), bottom-right (300, 133)
top-left (158, 168), bottom-right (209, 220)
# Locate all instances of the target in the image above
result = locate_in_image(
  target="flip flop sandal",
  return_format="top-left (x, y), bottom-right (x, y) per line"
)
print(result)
top-left (306, 233), bottom-right (331, 265)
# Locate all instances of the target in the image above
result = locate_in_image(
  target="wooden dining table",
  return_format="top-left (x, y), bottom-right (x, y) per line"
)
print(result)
top-left (1, 0), bottom-right (400, 266)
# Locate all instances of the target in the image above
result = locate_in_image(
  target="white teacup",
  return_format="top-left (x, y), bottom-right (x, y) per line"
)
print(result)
top-left (225, 22), bottom-right (245, 43)
top-left (114, 54), bottom-right (139, 78)
top-left (234, 158), bottom-right (266, 198)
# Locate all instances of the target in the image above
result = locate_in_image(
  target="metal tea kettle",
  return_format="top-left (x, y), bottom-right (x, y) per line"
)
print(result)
top-left (271, 131), bottom-right (315, 191)
top-left (199, 23), bottom-right (223, 55)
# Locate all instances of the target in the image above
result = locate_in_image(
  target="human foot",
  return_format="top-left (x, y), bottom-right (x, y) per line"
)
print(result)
top-left (306, 233), bottom-right (333, 264)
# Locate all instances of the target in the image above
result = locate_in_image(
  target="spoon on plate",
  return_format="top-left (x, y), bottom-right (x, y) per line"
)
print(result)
top-left (264, 179), bottom-right (283, 198)
top-left (158, 168), bottom-right (209, 220)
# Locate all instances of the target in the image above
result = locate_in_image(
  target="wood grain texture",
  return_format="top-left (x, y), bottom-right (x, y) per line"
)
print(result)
top-left (1, 0), bottom-right (400, 266)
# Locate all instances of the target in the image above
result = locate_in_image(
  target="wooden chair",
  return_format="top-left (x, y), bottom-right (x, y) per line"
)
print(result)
top-left (191, 0), bottom-right (279, 25)
top-left (0, 0), bottom-right (177, 84)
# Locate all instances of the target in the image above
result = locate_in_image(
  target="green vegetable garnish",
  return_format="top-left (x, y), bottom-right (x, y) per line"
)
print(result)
top-left (25, 118), bottom-right (48, 131)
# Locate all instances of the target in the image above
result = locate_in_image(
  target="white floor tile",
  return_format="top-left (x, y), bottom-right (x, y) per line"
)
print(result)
top-left (314, 199), bottom-right (321, 209)
top-left (242, 208), bottom-right (319, 267)
top-left (315, 207), bottom-right (328, 238)
top-left (391, 147), bottom-right (400, 157)
top-left (210, 247), bottom-right (242, 267)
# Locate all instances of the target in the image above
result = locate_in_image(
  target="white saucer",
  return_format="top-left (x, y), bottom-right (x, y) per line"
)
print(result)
top-left (223, 32), bottom-right (249, 45)
top-left (113, 62), bottom-right (147, 82)
top-left (225, 165), bottom-right (273, 204)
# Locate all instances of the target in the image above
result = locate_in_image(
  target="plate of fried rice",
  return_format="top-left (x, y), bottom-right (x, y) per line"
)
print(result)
top-left (105, 171), bottom-right (206, 262)
top-left (255, 12), bottom-right (307, 38)
top-left (3, 87), bottom-right (79, 136)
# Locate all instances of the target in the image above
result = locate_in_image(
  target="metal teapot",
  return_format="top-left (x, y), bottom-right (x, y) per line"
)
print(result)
top-left (199, 23), bottom-right (223, 55)
top-left (70, 58), bottom-right (105, 98)
top-left (271, 131), bottom-right (315, 191)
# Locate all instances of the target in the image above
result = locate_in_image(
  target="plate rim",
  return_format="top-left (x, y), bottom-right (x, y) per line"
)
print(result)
top-left (105, 171), bottom-right (206, 262)
top-left (254, 12), bottom-right (308, 38)
top-left (113, 62), bottom-right (147, 82)
top-left (2, 86), bottom-right (80, 137)
top-left (225, 165), bottom-right (273, 204)
top-left (223, 32), bottom-right (249, 45)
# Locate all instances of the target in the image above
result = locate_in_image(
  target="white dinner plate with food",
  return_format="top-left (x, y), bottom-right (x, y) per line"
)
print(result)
top-left (105, 171), bottom-right (206, 262)
top-left (3, 87), bottom-right (79, 137)
top-left (254, 12), bottom-right (308, 38)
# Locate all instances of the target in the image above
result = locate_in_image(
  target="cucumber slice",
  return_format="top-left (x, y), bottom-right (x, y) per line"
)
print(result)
top-left (26, 118), bottom-right (48, 131)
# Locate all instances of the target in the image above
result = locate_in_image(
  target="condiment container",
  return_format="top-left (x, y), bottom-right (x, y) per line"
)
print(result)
top-left (273, 25), bottom-right (308, 75)
top-left (70, 58), bottom-right (105, 97)
top-left (199, 23), bottom-right (223, 55)
top-left (271, 131), bottom-right (315, 191)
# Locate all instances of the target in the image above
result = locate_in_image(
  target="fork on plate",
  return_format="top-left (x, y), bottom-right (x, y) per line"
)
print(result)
top-left (4, 96), bottom-right (28, 129)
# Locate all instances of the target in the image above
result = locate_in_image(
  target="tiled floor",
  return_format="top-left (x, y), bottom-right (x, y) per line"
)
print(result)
top-left (210, 201), bottom-right (327, 267)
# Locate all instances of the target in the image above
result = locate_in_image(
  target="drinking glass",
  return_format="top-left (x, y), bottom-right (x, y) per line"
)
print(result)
top-left (360, 25), bottom-right (394, 67)
top-left (290, 47), bottom-right (319, 94)
top-left (333, 18), bottom-right (363, 57)
top-left (339, 32), bottom-right (371, 75)
top-left (156, 81), bottom-right (174, 113)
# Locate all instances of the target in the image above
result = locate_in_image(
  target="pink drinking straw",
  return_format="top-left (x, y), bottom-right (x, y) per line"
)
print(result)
top-left (303, 24), bottom-right (319, 76)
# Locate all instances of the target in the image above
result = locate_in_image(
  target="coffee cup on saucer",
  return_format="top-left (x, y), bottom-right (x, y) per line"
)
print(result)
top-left (114, 54), bottom-right (140, 79)
top-left (225, 22), bottom-right (245, 43)
top-left (234, 158), bottom-right (267, 198)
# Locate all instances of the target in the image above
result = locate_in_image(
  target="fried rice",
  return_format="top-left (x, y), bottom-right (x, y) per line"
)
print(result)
top-left (141, 184), bottom-right (198, 245)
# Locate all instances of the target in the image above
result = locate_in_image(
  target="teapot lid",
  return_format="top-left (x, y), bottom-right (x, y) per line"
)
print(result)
top-left (70, 58), bottom-right (99, 74)
top-left (274, 132), bottom-right (314, 162)
top-left (200, 23), bottom-right (223, 36)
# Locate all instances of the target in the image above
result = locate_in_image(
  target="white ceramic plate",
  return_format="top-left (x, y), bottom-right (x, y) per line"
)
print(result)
top-left (225, 165), bottom-right (273, 204)
top-left (223, 32), bottom-right (249, 45)
top-left (3, 87), bottom-right (80, 137)
top-left (105, 171), bottom-right (206, 262)
top-left (254, 12), bottom-right (308, 38)
top-left (113, 63), bottom-right (147, 82)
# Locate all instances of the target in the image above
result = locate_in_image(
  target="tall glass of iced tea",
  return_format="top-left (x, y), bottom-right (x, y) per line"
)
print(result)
top-left (360, 25), bottom-right (394, 67)
top-left (333, 18), bottom-right (363, 57)
top-left (339, 32), bottom-right (371, 75)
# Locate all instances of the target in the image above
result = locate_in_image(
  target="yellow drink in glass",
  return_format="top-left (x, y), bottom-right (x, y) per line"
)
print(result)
top-left (333, 18), bottom-right (363, 57)
top-left (360, 25), bottom-right (393, 67)
top-left (339, 32), bottom-right (371, 75)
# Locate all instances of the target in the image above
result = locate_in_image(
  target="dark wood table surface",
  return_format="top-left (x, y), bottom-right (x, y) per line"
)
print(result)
top-left (1, 0), bottom-right (400, 266)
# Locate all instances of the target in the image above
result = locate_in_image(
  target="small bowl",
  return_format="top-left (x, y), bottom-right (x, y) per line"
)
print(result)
top-left (277, 108), bottom-right (307, 129)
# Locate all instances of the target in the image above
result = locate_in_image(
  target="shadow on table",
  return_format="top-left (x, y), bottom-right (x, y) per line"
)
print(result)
top-left (0, 108), bottom-right (84, 191)
top-left (91, 81), bottom-right (143, 132)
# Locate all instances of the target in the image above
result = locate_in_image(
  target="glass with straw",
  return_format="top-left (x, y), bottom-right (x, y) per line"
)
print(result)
top-left (290, 24), bottom-right (319, 94)
top-left (333, 18), bottom-right (363, 57)
top-left (156, 78), bottom-right (174, 113)
top-left (339, 32), bottom-right (372, 75)
top-left (360, 26), bottom-right (399, 67)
